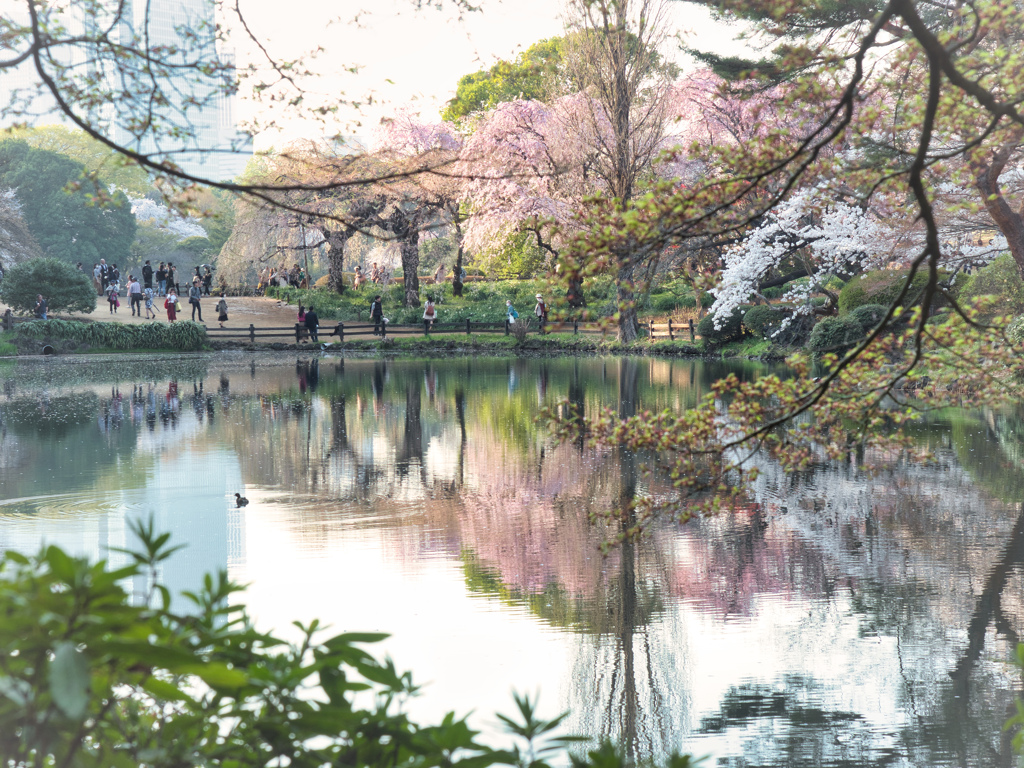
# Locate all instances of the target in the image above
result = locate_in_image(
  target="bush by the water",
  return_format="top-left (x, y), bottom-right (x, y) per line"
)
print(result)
top-left (13, 319), bottom-right (206, 351)
top-left (742, 305), bottom-right (785, 338)
top-left (698, 306), bottom-right (748, 345)
top-left (849, 304), bottom-right (889, 334)
top-left (959, 254), bottom-right (1024, 316)
top-left (838, 269), bottom-right (947, 314)
top-left (1007, 315), bottom-right (1024, 344)
top-left (807, 316), bottom-right (864, 358)
top-left (0, 258), bottom-right (95, 314)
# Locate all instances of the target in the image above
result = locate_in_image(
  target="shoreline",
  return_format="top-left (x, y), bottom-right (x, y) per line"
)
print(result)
top-left (1, 333), bottom-right (789, 362)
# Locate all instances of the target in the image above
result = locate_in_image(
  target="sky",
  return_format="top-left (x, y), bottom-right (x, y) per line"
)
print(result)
top-left (228, 0), bottom-right (757, 148)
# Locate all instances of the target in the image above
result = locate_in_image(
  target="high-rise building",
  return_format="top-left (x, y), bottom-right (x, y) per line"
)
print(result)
top-left (0, 0), bottom-right (252, 182)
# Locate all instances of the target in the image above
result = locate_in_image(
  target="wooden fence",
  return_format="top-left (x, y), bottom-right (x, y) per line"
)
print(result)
top-left (204, 318), bottom-right (607, 343)
top-left (647, 317), bottom-right (699, 342)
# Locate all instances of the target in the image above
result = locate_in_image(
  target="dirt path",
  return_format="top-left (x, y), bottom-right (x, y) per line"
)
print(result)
top-left (3, 295), bottom-right (302, 330)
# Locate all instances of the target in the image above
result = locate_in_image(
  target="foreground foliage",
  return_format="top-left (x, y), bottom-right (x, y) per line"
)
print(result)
top-left (0, 523), bottom-right (697, 768)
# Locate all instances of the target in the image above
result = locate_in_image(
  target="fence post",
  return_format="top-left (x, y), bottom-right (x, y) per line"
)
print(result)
top-left (249, 323), bottom-right (255, 343)
top-left (295, 323), bottom-right (302, 343)
top-left (505, 318), bottom-right (509, 336)
top-left (573, 319), bottom-right (578, 335)
top-left (688, 318), bottom-right (695, 342)
top-left (466, 318), bottom-right (471, 335)
top-left (648, 320), bottom-right (653, 339)
top-left (668, 319), bottom-right (674, 341)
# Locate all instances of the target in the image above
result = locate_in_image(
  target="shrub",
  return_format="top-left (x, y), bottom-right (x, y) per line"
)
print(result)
top-left (959, 254), bottom-right (1024, 315)
top-left (0, 258), bottom-right (95, 314)
top-left (12, 319), bottom-right (206, 351)
top-left (838, 269), bottom-right (947, 314)
top-left (697, 306), bottom-right (748, 345)
top-left (1007, 315), bottom-right (1024, 344)
top-left (761, 285), bottom-right (784, 300)
top-left (650, 292), bottom-right (679, 313)
top-left (742, 305), bottom-right (785, 338)
top-left (849, 304), bottom-right (889, 334)
top-left (807, 316), bottom-right (864, 358)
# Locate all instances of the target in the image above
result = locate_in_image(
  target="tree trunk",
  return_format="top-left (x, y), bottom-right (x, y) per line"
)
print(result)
top-left (452, 206), bottom-right (465, 297)
top-left (324, 229), bottom-right (349, 294)
top-left (616, 263), bottom-right (640, 342)
top-left (400, 233), bottom-right (421, 307)
top-left (973, 132), bottom-right (1024, 278)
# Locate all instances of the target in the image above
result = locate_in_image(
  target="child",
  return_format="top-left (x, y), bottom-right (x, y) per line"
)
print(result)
top-left (107, 282), bottom-right (120, 314)
top-left (144, 286), bottom-right (156, 319)
top-left (216, 293), bottom-right (229, 328)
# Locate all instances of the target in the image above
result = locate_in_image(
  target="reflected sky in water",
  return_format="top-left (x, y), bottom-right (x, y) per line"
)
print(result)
top-left (1, 352), bottom-right (1023, 767)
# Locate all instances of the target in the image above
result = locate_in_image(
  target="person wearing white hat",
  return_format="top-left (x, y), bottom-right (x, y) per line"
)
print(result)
top-left (534, 293), bottom-right (548, 333)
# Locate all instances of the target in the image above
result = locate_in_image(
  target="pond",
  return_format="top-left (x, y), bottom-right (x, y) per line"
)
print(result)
top-left (0, 352), bottom-right (1022, 767)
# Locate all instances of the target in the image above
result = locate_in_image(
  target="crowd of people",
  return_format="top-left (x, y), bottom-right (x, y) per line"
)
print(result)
top-left (256, 264), bottom-right (308, 295)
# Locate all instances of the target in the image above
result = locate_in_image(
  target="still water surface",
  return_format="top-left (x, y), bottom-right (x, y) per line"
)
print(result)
top-left (1, 353), bottom-right (1022, 767)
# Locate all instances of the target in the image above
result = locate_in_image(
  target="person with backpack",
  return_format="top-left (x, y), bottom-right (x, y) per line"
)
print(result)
top-left (422, 297), bottom-right (437, 333)
top-left (370, 295), bottom-right (384, 336)
top-left (534, 294), bottom-right (548, 333)
top-left (189, 278), bottom-right (203, 322)
top-left (215, 293), bottom-right (229, 328)
top-left (142, 260), bottom-right (154, 290)
top-left (304, 305), bottom-right (320, 342)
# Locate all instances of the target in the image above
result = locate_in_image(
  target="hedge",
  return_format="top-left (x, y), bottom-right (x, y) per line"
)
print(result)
top-left (807, 316), bottom-right (864, 359)
top-left (960, 254), bottom-right (1024, 315)
top-left (698, 306), bottom-right (749, 345)
top-left (742, 305), bottom-right (786, 339)
top-left (838, 269), bottom-right (947, 314)
top-left (12, 319), bottom-right (207, 351)
top-left (849, 304), bottom-right (889, 334)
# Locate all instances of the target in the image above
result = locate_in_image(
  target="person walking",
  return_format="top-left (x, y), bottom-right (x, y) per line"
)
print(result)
top-left (370, 295), bottom-right (384, 336)
top-left (188, 278), bottom-right (203, 322)
top-left (203, 266), bottom-right (213, 296)
top-left (506, 299), bottom-right (519, 325)
top-left (164, 289), bottom-right (178, 322)
top-left (534, 293), bottom-right (548, 333)
top-left (99, 259), bottom-right (109, 291)
top-left (353, 265), bottom-right (363, 289)
top-left (143, 285), bottom-right (156, 319)
top-left (305, 305), bottom-right (320, 342)
top-left (110, 263), bottom-right (120, 287)
top-left (107, 282), bottom-right (120, 314)
top-left (142, 260), bottom-right (154, 290)
top-left (215, 293), bottom-right (229, 328)
top-left (422, 297), bottom-right (437, 333)
top-left (169, 263), bottom-right (179, 294)
top-left (433, 262), bottom-right (445, 285)
top-left (129, 275), bottom-right (143, 316)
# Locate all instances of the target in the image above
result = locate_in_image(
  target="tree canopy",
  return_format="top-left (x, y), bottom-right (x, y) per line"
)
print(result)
top-left (442, 38), bottom-right (565, 121)
top-left (0, 140), bottom-right (136, 265)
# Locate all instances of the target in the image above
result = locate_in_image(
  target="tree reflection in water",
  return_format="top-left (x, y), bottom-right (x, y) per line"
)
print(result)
top-left (4, 355), bottom-right (1024, 766)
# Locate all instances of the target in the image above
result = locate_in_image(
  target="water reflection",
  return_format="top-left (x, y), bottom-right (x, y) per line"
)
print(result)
top-left (0, 353), bottom-right (1023, 766)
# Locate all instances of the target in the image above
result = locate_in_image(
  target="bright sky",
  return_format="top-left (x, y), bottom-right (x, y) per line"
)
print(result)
top-left (231, 0), bottom-right (756, 148)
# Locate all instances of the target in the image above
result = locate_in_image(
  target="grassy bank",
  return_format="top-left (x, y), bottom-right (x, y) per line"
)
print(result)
top-left (265, 275), bottom-right (711, 325)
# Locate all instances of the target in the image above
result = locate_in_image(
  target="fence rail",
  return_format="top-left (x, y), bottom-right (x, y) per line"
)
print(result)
top-left (647, 317), bottom-right (698, 342)
top-left (204, 318), bottom-right (607, 343)
top-left (2, 310), bottom-right (609, 344)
